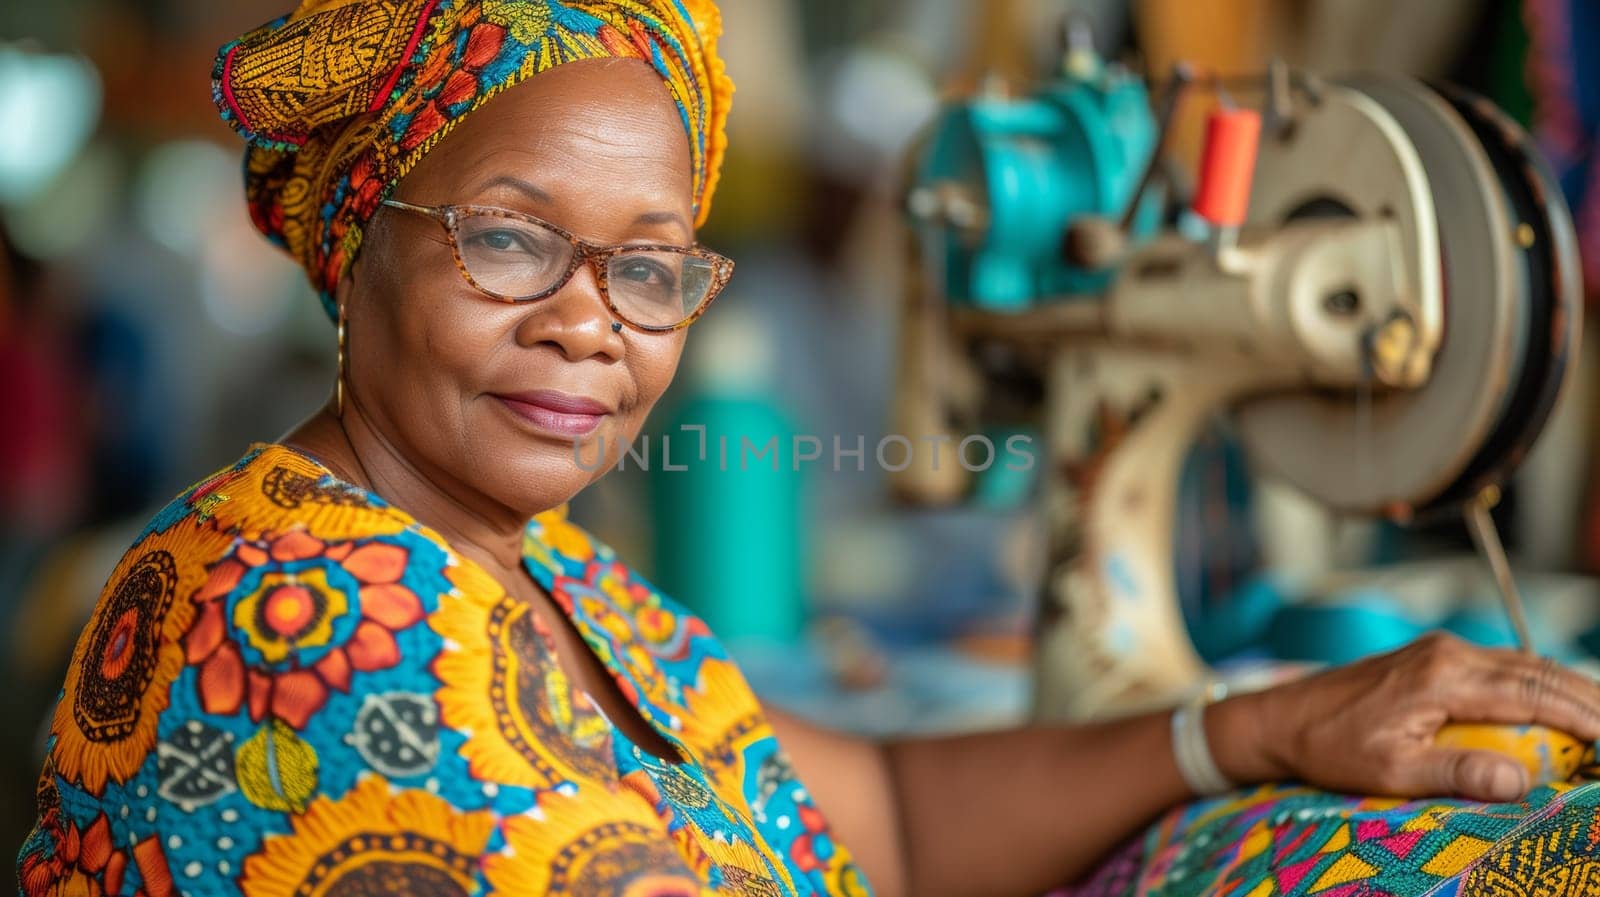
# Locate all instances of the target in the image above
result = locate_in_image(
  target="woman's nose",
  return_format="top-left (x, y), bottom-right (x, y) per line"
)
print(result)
top-left (513, 261), bottom-right (624, 360)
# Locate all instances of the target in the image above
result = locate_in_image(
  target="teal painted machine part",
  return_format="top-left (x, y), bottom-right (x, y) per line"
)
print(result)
top-left (908, 65), bottom-right (1160, 504)
top-left (1265, 595), bottom-right (1425, 666)
top-left (913, 65), bottom-right (1161, 309)
top-left (1191, 583), bottom-right (1578, 667)
top-left (649, 395), bottom-right (807, 645)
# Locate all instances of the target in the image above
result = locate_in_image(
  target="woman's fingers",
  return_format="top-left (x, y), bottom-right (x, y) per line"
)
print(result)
top-left (1408, 748), bottom-right (1530, 803)
top-left (1278, 633), bottom-right (1600, 800)
top-left (1444, 651), bottom-right (1600, 741)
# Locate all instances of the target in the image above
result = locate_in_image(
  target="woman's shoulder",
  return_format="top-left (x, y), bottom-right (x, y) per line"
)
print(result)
top-left (135, 442), bottom-right (411, 545)
top-left (26, 445), bottom-right (863, 897)
top-left (29, 444), bottom-right (487, 895)
top-left (49, 443), bottom-right (459, 793)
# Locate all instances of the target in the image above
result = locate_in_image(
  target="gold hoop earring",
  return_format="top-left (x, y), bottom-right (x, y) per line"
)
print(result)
top-left (336, 305), bottom-right (348, 418)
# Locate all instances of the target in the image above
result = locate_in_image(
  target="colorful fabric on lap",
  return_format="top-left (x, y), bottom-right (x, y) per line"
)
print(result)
top-left (1059, 780), bottom-right (1600, 896)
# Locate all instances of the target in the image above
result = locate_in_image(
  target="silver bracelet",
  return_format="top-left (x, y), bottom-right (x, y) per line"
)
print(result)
top-left (1170, 684), bottom-right (1236, 797)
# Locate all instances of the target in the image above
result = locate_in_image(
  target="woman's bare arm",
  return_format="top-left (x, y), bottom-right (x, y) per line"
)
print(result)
top-left (767, 699), bottom-right (1250, 897)
top-left (767, 634), bottom-right (1600, 897)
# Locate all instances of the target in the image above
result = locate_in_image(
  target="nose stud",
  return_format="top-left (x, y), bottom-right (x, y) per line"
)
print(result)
top-left (611, 321), bottom-right (623, 333)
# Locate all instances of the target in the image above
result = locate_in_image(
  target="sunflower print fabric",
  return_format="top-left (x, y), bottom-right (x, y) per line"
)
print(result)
top-left (17, 443), bottom-right (871, 897)
top-left (213, 0), bottom-right (733, 320)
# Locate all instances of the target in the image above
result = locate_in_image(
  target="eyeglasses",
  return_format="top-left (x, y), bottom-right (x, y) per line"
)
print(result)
top-left (380, 198), bottom-right (734, 332)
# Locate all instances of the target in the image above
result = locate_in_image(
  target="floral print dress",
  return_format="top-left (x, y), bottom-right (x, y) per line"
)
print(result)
top-left (18, 443), bottom-right (872, 896)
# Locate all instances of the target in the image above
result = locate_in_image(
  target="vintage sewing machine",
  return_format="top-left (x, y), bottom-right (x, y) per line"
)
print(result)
top-left (895, 41), bottom-right (1584, 763)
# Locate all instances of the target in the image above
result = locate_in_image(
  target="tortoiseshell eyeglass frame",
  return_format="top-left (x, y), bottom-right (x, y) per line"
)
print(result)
top-left (380, 198), bottom-right (735, 333)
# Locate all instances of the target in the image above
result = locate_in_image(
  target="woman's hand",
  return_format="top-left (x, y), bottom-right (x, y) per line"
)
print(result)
top-left (1211, 632), bottom-right (1600, 802)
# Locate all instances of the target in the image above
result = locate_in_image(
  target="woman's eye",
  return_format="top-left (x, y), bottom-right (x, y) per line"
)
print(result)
top-left (470, 229), bottom-right (533, 253)
top-left (616, 258), bottom-right (677, 288)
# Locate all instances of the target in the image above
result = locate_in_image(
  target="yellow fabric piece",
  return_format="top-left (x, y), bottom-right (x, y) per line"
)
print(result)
top-left (1419, 834), bottom-right (1495, 876)
top-left (1310, 853), bottom-right (1378, 891)
top-left (1317, 824), bottom-right (1350, 854)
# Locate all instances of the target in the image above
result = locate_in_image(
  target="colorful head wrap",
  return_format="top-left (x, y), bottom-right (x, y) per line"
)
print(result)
top-left (213, 0), bottom-right (732, 318)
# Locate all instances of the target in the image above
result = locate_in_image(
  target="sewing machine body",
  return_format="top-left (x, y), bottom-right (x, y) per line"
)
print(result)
top-left (900, 54), bottom-right (1582, 721)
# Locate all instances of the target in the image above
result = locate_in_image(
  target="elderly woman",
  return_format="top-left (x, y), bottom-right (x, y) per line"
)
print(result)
top-left (17, 1), bottom-right (1600, 895)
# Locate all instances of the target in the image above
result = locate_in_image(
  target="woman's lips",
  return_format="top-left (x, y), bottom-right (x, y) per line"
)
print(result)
top-left (493, 390), bottom-right (612, 437)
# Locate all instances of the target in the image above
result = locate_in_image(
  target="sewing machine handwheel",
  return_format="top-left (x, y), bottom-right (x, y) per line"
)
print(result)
top-left (1234, 76), bottom-right (1581, 520)
top-left (1420, 86), bottom-right (1581, 513)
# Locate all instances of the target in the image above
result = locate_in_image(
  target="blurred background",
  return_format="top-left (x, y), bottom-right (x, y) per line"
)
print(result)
top-left (3, 0), bottom-right (1600, 869)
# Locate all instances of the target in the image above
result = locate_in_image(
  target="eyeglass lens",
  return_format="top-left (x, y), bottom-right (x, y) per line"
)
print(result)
top-left (454, 213), bottom-right (716, 329)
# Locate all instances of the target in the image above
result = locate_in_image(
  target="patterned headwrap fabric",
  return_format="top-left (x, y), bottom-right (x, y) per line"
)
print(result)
top-left (213, 0), bottom-right (733, 319)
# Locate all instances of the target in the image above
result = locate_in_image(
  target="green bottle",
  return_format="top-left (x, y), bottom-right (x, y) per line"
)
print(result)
top-left (649, 310), bottom-right (806, 646)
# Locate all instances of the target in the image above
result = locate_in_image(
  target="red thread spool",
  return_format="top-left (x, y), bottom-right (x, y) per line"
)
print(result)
top-left (1193, 107), bottom-right (1262, 227)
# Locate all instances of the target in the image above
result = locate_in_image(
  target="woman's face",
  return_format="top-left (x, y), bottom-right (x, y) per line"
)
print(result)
top-left (341, 58), bottom-right (693, 517)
